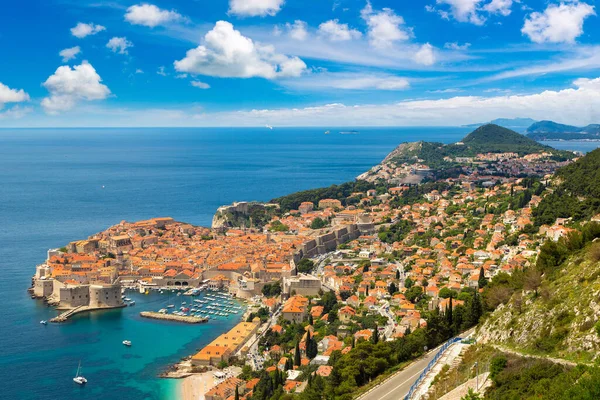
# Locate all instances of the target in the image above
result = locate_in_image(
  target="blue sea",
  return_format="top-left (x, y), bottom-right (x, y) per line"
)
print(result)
top-left (0, 127), bottom-right (596, 400)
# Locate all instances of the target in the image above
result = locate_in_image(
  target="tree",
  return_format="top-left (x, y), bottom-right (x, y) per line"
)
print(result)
top-left (297, 258), bottom-right (315, 274)
top-left (461, 388), bottom-right (482, 400)
top-left (306, 331), bottom-right (318, 359)
top-left (446, 294), bottom-right (453, 329)
top-left (405, 277), bottom-right (414, 289)
top-left (310, 217), bottom-right (328, 229)
top-left (395, 269), bottom-right (400, 280)
top-left (388, 282), bottom-right (397, 295)
top-left (439, 287), bottom-right (456, 299)
top-left (372, 324), bottom-right (379, 344)
top-left (294, 341), bottom-right (301, 366)
top-left (234, 385), bottom-right (239, 400)
top-left (308, 314), bottom-right (314, 326)
top-left (478, 266), bottom-right (487, 289)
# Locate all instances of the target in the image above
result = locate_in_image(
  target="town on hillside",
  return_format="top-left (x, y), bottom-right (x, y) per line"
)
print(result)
top-left (30, 127), bottom-right (600, 399)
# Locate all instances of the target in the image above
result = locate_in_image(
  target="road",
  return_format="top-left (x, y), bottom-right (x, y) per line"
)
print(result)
top-left (358, 328), bottom-right (475, 400)
top-left (359, 347), bottom-right (441, 400)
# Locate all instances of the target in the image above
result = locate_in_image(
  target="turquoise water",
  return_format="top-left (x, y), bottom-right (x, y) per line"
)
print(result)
top-left (0, 127), bottom-right (596, 400)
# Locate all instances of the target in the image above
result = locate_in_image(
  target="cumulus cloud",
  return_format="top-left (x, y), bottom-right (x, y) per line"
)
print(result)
top-left (191, 81), bottom-right (211, 89)
top-left (483, 0), bottom-right (513, 16)
top-left (174, 21), bottom-right (307, 79)
top-left (106, 37), bottom-right (133, 54)
top-left (59, 46), bottom-right (81, 62)
top-left (317, 19), bottom-right (362, 41)
top-left (435, 0), bottom-right (486, 25)
top-left (414, 43), bottom-right (436, 65)
top-left (361, 1), bottom-right (411, 48)
top-left (0, 82), bottom-right (30, 108)
top-left (125, 3), bottom-right (183, 27)
top-left (228, 0), bottom-right (284, 17)
top-left (522, 2), bottom-right (596, 44)
top-left (70, 22), bottom-right (106, 38)
top-left (0, 105), bottom-right (32, 120)
top-left (285, 20), bottom-right (308, 41)
top-left (41, 62), bottom-right (111, 114)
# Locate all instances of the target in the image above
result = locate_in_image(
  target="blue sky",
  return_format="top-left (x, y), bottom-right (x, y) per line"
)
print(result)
top-left (0, 0), bottom-right (599, 126)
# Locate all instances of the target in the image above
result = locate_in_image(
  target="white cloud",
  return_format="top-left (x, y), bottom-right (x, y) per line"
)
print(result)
top-left (436, 0), bottom-right (486, 25)
top-left (191, 81), bottom-right (211, 89)
top-left (285, 20), bottom-right (308, 41)
top-left (522, 2), bottom-right (596, 44)
top-left (414, 43), bottom-right (436, 65)
top-left (0, 105), bottom-right (32, 120)
top-left (59, 46), bottom-right (81, 62)
top-left (106, 37), bottom-right (133, 54)
top-left (280, 72), bottom-right (410, 91)
top-left (125, 3), bottom-right (183, 27)
top-left (135, 69), bottom-right (144, 74)
top-left (0, 82), bottom-right (29, 108)
top-left (484, 0), bottom-right (513, 16)
top-left (361, 1), bottom-right (411, 48)
top-left (228, 0), bottom-right (284, 17)
top-left (174, 21), bottom-right (307, 79)
top-left (157, 66), bottom-right (168, 76)
top-left (70, 22), bottom-right (106, 38)
top-left (444, 42), bottom-right (471, 50)
top-left (317, 19), bottom-right (362, 41)
top-left (41, 61), bottom-right (111, 114)
top-left (193, 76), bottom-right (600, 126)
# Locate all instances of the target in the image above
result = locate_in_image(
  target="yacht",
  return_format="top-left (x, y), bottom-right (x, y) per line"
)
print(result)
top-left (128, 301), bottom-right (135, 306)
top-left (73, 361), bottom-right (87, 385)
top-left (122, 340), bottom-right (132, 346)
top-left (40, 320), bottom-right (47, 325)
top-left (167, 304), bottom-right (175, 308)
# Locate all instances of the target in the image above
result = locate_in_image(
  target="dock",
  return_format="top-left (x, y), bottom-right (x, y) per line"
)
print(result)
top-left (140, 311), bottom-right (208, 324)
top-left (49, 304), bottom-right (126, 323)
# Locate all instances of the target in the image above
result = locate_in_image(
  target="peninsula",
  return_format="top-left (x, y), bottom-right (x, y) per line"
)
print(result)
top-left (29, 124), bottom-right (600, 399)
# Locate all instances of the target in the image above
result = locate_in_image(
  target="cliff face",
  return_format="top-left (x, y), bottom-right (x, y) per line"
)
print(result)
top-left (211, 202), bottom-right (279, 229)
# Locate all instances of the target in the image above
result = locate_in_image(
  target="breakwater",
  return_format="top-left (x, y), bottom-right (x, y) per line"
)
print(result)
top-left (140, 311), bottom-right (208, 324)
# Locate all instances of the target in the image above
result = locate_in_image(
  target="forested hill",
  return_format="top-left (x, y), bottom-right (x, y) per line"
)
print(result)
top-left (534, 148), bottom-right (600, 225)
top-left (461, 124), bottom-right (554, 154)
top-left (384, 124), bottom-right (572, 170)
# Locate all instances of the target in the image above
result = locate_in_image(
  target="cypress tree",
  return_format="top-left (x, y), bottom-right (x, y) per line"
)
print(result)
top-left (234, 385), bottom-right (239, 400)
top-left (308, 314), bottom-right (314, 326)
top-left (372, 324), bottom-right (379, 344)
top-left (294, 341), bottom-right (301, 366)
top-left (478, 266), bottom-right (487, 289)
top-left (446, 294), bottom-right (453, 328)
top-left (396, 269), bottom-right (400, 280)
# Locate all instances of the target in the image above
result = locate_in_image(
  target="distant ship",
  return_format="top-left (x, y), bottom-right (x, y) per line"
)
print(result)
top-left (123, 340), bottom-right (132, 346)
top-left (340, 130), bottom-right (359, 135)
top-left (324, 130), bottom-right (330, 134)
top-left (265, 125), bottom-right (273, 130)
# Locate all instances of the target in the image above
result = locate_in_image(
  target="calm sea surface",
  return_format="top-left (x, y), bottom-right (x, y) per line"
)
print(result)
top-left (0, 127), bottom-right (596, 400)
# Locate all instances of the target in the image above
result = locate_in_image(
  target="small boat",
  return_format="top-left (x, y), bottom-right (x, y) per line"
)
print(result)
top-left (73, 361), bottom-right (87, 385)
top-left (123, 340), bottom-right (132, 346)
top-left (124, 298), bottom-right (131, 302)
top-left (324, 130), bottom-right (330, 134)
top-left (167, 305), bottom-right (174, 308)
top-left (40, 320), bottom-right (47, 325)
top-left (128, 301), bottom-right (135, 306)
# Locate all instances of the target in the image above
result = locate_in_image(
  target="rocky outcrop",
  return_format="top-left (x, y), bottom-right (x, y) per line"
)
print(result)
top-left (211, 202), bottom-right (279, 230)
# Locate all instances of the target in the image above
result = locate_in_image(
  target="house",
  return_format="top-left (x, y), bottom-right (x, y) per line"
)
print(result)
top-left (205, 377), bottom-right (245, 400)
top-left (338, 305), bottom-right (356, 323)
top-left (282, 295), bottom-right (309, 323)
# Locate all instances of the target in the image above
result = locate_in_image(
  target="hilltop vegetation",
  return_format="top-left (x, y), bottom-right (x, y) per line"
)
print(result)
top-left (385, 124), bottom-right (571, 171)
top-left (534, 148), bottom-right (600, 225)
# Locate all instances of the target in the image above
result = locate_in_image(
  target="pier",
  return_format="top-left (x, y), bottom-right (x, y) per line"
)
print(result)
top-left (140, 311), bottom-right (208, 324)
top-left (49, 304), bottom-right (127, 323)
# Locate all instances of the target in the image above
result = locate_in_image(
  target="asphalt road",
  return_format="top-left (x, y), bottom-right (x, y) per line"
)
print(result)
top-left (359, 328), bottom-right (475, 400)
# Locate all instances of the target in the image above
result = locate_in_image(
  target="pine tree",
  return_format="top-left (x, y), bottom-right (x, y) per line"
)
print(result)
top-left (234, 385), bottom-right (239, 400)
top-left (294, 340), bottom-right (301, 366)
top-left (371, 324), bottom-right (379, 344)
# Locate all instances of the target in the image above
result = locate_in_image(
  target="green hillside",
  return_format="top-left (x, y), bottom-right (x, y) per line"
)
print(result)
top-left (534, 148), bottom-right (600, 225)
top-left (461, 124), bottom-right (554, 154)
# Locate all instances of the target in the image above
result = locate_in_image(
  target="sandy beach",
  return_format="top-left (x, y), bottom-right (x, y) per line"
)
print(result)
top-left (181, 371), bottom-right (216, 400)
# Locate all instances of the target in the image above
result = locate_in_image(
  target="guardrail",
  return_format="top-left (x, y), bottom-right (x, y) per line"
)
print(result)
top-left (403, 337), bottom-right (462, 400)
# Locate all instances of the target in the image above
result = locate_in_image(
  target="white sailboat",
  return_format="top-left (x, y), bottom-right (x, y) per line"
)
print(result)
top-left (73, 361), bottom-right (87, 385)
top-left (123, 340), bottom-right (132, 346)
